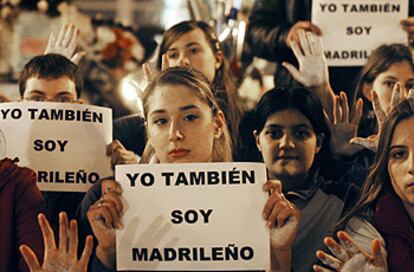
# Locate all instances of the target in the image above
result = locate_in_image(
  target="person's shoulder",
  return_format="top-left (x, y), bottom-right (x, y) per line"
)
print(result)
top-left (0, 158), bottom-right (36, 188)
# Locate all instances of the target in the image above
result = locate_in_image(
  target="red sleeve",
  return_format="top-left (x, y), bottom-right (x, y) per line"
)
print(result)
top-left (14, 167), bottom-right (46, 272)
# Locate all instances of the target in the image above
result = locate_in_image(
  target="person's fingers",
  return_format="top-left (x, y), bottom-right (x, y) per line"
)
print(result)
top-left (58, 212), bottom-right (69, 253)
top-left (262, 195), bottom-right (277, 222)
top-left (46, 31), bottom-right (57, 51)
top-left (79, 235), bottom-right (94, 268)
top-left (57, 24), bottom-right (69, 46)
top-left (314, 35), bottom-right (324, 56)
top-left (337, 231), bottom-right (362, 257)
top-left (313, 264), bottom-right (333, 272)
top-left (161, 54), bottom-right (170, 71)
top-left (390, 82), bottom-right (401, 111)
top-left (62, 23), bottom-right (75, 47)
top-left (95, 204), bottom-right (116, 228)
top-left (71, 51), bottom-right (86, 65)
top-left (142, 63), bottom-right (153, 82)
top-left (38, 213), bottom-right (57, 251)
top-left (267, 200), bottom-right (285, 227)
top-left (276, 204), bottom-right (294, 228)
top-left (333, 96), bottom-right (341, 124)
top-left (101, 191), bottom-right (124, 214)
top-left (19, 245), bottom-right (41, 271)
top-left (107, 139), bottom-right (124, 156)
top-left (350, 98), bottom-right (363, 126)
top-left (290, 40), bottom-right (304, 60)
top-left (68, 219), bottom-right (79, 259)
top-left (316, 250), bottom-right (343, 270)
top-left (299, 29), bottom-right (311, 56)
top-left (371, 91), bottom-right (386, 126)
top-left (401, 18), bottom-right (414, 26)
top-left (306, 31), bottom-right (317, 55)
top-left (324, 236), bottom-right (349, 261)
top-left (340, 92), bottom-right (349, 123)
top-left (262, 179), bottom-right (283, 194)
top-left (282, 62), bottom-right (303, 84)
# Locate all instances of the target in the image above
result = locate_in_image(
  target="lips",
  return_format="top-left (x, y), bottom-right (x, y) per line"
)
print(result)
top-left (275, 155), bottom-right (299, 160)
top-left (169, 149), bottom-right (190, 158)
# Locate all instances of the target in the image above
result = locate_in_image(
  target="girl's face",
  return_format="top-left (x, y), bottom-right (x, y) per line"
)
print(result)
top-left (165, 28), bottom-right (222, 83)
top-left (255, 109), bottom-right (322, 187)
top-left (388, 116), bottom-right (414, 206)
top-left (146, 84), bottom-right (224, 163)
top-left (364, 61), bottom-right (414, 113)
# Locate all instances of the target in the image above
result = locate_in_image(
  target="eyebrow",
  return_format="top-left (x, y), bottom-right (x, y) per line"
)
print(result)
top-left (265, 123), bottom-right (312, 129)
top-left (167, 42), bottom-right (201, 51)
top-left (149, 104), bottom-right (199, 116)
top-left (26, 90), bottom-right (74, 96)
top-left (389, 145), bottom-right (407, 150)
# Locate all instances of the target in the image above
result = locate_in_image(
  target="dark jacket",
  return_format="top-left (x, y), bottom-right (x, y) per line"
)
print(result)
top-left (0, 158), bottom-right (45, 272)
top-left (247, 0), bottom-right (414, 93)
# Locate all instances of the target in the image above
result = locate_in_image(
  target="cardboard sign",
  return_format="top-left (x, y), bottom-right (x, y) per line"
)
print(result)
top-left (116, 162), bottom-right (270, 271)
top-left (312, 0), bottom-right (409, 66)
top-left (0, 102), bottom-right (112, 192)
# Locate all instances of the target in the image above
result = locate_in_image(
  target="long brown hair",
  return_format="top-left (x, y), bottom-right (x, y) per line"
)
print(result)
top-left (140, 66), bottom-right (233, 163)
top-left (339, 99), bottom-right (414, 227)
top-left (157, 20), bottom-right (243, 145)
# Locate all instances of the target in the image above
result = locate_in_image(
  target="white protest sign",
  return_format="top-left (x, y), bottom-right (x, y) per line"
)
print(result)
top-left (312, 0), bottom-right (409, 66)
top-left (116, 162), bottom-right (270, 271)
top-left (0, 102), bottom-right (112, 192)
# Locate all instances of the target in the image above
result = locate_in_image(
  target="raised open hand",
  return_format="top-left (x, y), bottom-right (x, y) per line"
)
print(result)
top-left (329, 92), bottom-right (364, 157)
top-left (45, 24), bottom-right (85, 64)
top-left (283, 30), bottom-right (328, 88)
top-left (19, 212), bottom-right (93, 272)
top-left (313, 231), bottom-right (386, 272)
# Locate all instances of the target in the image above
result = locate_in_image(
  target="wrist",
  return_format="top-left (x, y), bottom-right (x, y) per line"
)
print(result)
top-left (96, 244), bottom-right (116, 270)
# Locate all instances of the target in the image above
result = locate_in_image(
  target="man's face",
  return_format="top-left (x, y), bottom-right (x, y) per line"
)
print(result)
top-left (22, 76), bottom-right (78, 103)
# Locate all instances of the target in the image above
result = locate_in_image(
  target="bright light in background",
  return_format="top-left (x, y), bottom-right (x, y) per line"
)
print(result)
top-left (162, 0), bottom-right (190, 29)
top-left (121, 78), bottom-right (138, 102)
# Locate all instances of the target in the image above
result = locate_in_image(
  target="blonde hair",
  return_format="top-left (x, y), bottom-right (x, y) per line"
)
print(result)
top-left (140, 66), bottom-right (233, 163)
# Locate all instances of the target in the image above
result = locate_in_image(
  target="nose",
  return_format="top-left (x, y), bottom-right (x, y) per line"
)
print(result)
top-left (408, 153), bottom-right (414, 176)
top-left (279, 133), bottom-right (295, 149)
top-left (168, 121), bottom-right (184, 142)
top-left (178, 53), bottom-right (190, 66)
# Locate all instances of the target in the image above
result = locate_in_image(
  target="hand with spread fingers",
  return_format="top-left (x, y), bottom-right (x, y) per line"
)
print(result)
top-left (107, 139), bottom-right (138, 169)
top-left (351, 83), bottom-right (414, 152)
top-left (86, 185), bottom-right (123, 269)
top-left (282, 30), bottom-right (335, 120)
top-left (329, 92), bottom-right (364, 158)
top-left (142, 53), bottom-right (170, 83)
top-left (44, 24), bottom-right (85, 64)
top-left (19, 212), bottom-right (93, 272)
top-left (283, 30), bottom-right (328, 88)
top-left (263, 180), bottom-right (300, 272)
top-left (313, 231), bottom-right (386, 272)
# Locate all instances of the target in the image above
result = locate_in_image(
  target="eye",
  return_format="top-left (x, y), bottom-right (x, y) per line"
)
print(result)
top-left (167, 52), bottom-right (178, 59)
top-left (183, 114), bottom-right (198, 121)
top-left (153, 118), bottom-right (168, 126)
top-left (293, 128), bottom-right (312, 140)
top-left (406, 82), bottom-right (414, 90)
top-left (265, 128), bottom-right (283, 139)
top-left (27, 96), bottom-right (45, 102)
top-left (54, 96), bottom-right (74, 103)
top-left (189, 47), bottom-right (200, 55)
top-left (384, 80), bottom-right (396, 88)
top-left (390, 149), bottom-right (408, 159)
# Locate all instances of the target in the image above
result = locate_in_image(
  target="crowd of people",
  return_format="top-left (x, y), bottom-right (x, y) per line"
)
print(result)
top-left (1, 2), bottom-right (414, 271)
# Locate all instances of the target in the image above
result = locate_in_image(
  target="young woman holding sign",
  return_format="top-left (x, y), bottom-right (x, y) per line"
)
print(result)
top-left (78, 66), bottom-right (232, 271)
top-left (253, 87), bottom-right (359, 271)
top-left (314, 98), bottom-right (414, 272)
